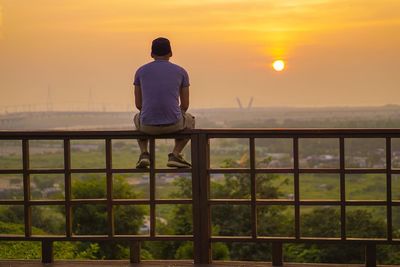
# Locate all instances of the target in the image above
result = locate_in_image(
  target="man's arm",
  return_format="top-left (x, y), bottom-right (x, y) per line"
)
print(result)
top-left (134, 85), bottom-right (142, 110)
top-left (180, 86), bottom-right (189, 112)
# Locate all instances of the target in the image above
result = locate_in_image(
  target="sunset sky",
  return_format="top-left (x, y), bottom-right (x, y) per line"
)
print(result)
top-left (0, 0), bottom-right (399, 109)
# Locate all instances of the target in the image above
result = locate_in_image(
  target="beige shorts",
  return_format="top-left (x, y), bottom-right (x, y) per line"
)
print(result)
top-left (134, 112), bottom-right (195, 135)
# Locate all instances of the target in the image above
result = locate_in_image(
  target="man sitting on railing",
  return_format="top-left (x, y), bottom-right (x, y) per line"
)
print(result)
top-left (133, 37), bottom-right (195, 168)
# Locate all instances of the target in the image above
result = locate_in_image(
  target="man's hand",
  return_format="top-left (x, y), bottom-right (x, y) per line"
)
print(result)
top-left (134, 85), bottom-right (142, 110)
top-left (180, 86), bottom-right (189, 111)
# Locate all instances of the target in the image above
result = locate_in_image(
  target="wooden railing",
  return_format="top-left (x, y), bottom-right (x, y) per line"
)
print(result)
top-left (1, 129), bottom-right (400, 266)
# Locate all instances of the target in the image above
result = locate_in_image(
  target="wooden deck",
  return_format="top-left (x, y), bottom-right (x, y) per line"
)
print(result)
top-left (0, 261), bottom-right (398, 267)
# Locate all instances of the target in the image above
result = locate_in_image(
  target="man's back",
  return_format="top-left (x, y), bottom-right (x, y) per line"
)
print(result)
top-left (133, 37), bottom-right (194, 169)
top-left (134, 59), bottom-right (189, 126)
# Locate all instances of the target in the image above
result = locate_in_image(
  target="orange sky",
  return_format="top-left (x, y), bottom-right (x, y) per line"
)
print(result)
top-left (0, 0), bottom-right (400, 109)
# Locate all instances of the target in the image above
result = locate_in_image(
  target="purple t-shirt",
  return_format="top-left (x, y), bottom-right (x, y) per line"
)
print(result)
top-left (134, 60), bottom-right (190, 125)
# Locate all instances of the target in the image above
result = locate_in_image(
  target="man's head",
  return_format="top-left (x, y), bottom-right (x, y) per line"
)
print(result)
top-left (151, 37), bottom-right (172, 59)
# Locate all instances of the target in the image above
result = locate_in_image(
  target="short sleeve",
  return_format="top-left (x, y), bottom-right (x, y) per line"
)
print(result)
top-left (181, 68), bottom-right (190, 87)
top-left (133, 68), bottom-right (141, 86)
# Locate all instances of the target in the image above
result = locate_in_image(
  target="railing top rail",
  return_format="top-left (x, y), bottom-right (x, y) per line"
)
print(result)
top-left (1, 128), bottom-right (400, 138)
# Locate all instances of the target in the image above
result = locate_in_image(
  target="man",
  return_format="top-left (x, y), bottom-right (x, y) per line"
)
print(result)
top-left (133, 37), bottom-right (195, 169)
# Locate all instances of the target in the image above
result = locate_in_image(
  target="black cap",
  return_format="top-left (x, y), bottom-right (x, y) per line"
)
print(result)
top-left (151, 37), bottom-right (172, 56)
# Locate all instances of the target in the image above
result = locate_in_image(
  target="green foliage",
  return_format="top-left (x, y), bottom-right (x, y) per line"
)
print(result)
top-left (0, 205), bottom-right (24, 224)
top-left (211, 157), bottom-right (289, 260)
top-left (285, 207), bottom-right (387, 263)
top-left (347, 209), bottom-right (386, 238)
top-left (31, 206), bottom-right (65, 235)
top-left (0, 221), bottom-right (42, 259)
top-left (32, 174), bottom-right (58, 190)
top-left (54, 242), bottom-right (100, 260)
top-left (0, 241), bottom-right (41, 259)
top-left (71, 175), bottom-right (146, 259)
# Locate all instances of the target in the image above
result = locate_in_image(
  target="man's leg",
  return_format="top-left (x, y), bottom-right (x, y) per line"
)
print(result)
top-left (136, 139), bottom-right (150, 168)
top-left (134, 114), bottom-right (150, 168)
top-left (173, 113), bottom-right (194, 155)
top-left (172, 138), bottom-right (190, 155)
top-left (167, 138), bottom-right (191, 168)
top-left (167, 113), bottom-right (195, 168)
top-left (138, 139), bottom-right (149, 153)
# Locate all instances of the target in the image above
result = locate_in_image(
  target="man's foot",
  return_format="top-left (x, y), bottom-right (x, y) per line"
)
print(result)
top-left (136, 152), bottom-right (150, 168)
top-left (167, 153), bottom-right (192, 168)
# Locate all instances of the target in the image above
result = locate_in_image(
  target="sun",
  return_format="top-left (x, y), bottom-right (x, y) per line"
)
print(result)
top-left (272, 60), bottom-right (285, 72)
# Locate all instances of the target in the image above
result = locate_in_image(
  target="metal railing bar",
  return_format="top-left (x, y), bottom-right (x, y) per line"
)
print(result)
top-left (206, 134), bottom-right (394, 139)
top-left (22, 139), bottom-right (31, 237)
top-left (149, 138), bottom-right (156, 237)
top-left (112, 199), bottom-right (193, 205)
top-left (0, 235), bottom-right (194, 241)
top-left (299, 168), bottom-right (340, 173)
top-left (111, 168), bottom-right (191, 173)
top-left (255, 168), bottom-right (295, 173)
top-left (300, 200), bottom-right (341, 205)
top-left (70, 199), bottom-right (108, 204)
top-left (199, 128), bottom-right (400, 136)
top-left (4, 167), bottom-right (391, 175)
top-left (345, 200), bottom-right (387, 205)
top-left (15, 199), bottom-right (195, 205)
top-left (4, 168), bottom-right (393, 175)
top-left (256, 200), bottom-right (294, 205)
top-left (2, 130), bottom-right (400, 143)
top-left (208, 168), bottom-right (251, 174)
top-left (249, 138), bottom-right (257, 239)
top-left (0, 200), bottom-right (24, 205)
top-left (293, 137), bottom-right (300, 239)
top-left (392, 201), bottom-right (400, 206)
top-left (344, 168), bottom-right (387, 174)
top-left (64, 139), bottom-right (72, 237)
top-left (105, 138), bottom-right (114, 237)
top-left (70, 169), bottom-right (107, 173)
top-left (208, 199), bottom-right (387, 205)
top-left (1, 235), bottom-right (400, 244)
top-left (340, 137), bottom-right (346, 240)
top-left (386, 137), bottom-right (393, 241)
top-left (0, 169), bottom-right (23, 174)
top-left (20, 168), bottom-right (194, 174)
top-left (209, 199), bottom-right (251, 205)
top-left (0, 130), bottom-right (188, 139)
top-left (1, 128), bottom-right (400, 135)
top-left (28, 169), bottom-right (65, 174)
top-left (210, 236), bottom-right (400, 244)
top-left (208, 168), bottom-right (390, 174)
top-left (28, 200), bottom-right (66, 205)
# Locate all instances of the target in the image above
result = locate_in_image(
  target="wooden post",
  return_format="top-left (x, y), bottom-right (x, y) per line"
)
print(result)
top-left (42, 240), bottom-right (53, 263)
top-left (130, 241), bottom-right (141, 263)
top-left (194, 133), bottom-right (211, 264)
top-left (272, 242), bottom-right (283, 266)
top-left (365, 244), bottom-right (376, 267)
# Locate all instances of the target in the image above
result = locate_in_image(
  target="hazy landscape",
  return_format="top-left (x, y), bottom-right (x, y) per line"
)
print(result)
top-left (2, 105), bottom-right (400, 130)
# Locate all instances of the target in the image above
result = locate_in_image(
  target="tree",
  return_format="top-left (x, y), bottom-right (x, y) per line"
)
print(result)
top-left (72, 175), bottom-right (147, 259)
top-left (285, 207), bottom-right (387, 263)
top-left (209, 156), bottom-right (291, 260)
